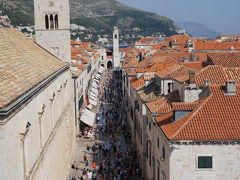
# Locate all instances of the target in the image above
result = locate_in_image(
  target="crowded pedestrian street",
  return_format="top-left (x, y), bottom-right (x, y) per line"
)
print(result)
top-left (66, 69), bottom-right (142, 180)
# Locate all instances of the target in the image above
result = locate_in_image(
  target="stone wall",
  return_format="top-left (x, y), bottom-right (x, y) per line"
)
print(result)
top-left (0, 71), bottom-right (75, 180)
top-left (170, 143), bottom-right (240, 180)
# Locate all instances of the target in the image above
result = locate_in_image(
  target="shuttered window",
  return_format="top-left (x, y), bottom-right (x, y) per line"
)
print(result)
top-left (198, 156), bottom-right (212, 168)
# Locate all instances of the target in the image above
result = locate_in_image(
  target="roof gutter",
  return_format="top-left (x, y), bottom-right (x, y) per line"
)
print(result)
top-left (0, 65), bottom-right (70, 122)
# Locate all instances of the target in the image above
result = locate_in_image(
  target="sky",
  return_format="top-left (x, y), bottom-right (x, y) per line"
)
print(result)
top-left (117, 0), bottom-right (240, 35)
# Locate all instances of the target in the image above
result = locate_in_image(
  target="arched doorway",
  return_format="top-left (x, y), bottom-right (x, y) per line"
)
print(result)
top-left (107, 61), bottom-right (112, 69)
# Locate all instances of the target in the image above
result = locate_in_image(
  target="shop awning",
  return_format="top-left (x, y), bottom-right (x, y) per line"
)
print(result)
top-left (92, 83), bottom-right (98, 89)
top-left (96, 74), bottom-right (101, 79)
top-left (91, 87), bottom-right (99, 95)
top-left (89, 95), bottom-right (98, 102)
top-left (90, 91), bottom-right (98, 98)
top-left (89, 98), bottom-right (97, 106)
top-left (94, 79), bottom-right (100, 83)
top-left (80, 109), bottom-right (96, 126)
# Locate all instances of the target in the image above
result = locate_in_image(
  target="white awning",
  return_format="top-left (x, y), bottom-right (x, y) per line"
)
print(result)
top-left (80, 109), bottom-right (96, 126)
top-left (95, 76), bottom-right (100, 80)
top-left (92, 83), bottom-right (99, 89)
top-left (90, 92), bottom-right (98, 98)
top-left (91, 87), bottom-right (99, 94)
top-left (89, 95), bottom-right (98, 102)
top-left (96, 74), bottom-right (101, 78)
top-left (89, 98), bottom-right (97, 106)
top-left (86, 104), bottom-right (93, 110)
top-left (94, 79), bottom-right (100, 83)
top-left (98, 69), bottom-right (103, 74)
top-left (99, 66), bottom-right (105, 71)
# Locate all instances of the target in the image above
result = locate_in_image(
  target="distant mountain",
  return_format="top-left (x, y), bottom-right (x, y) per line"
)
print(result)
top-left (0, 0), bottom-right (179, 43)
top-left (176, 21), bottom-right (220, 39)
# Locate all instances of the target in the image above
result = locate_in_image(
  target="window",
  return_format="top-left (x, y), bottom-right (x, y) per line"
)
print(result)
top-left (162, 147), bottom-right (165, 160)
top-left (167, 82), bottom-right (172, 93)
top-left (145, 116), bottom-right (148, 126)
top-left (45, 15), bottom-right (49, 29)
top-left (157, 137), bottom-right (159, 148)
top-left (157, 167), bottom-right (160, 180)
top-left (149, 122), bottom-right (151, 131)
top-left (54, 14), bottom-right (58, 29)
top-left (115, 34), bottom-right (117, 39)
top-left (198, 156), bottom-right (212, 169)
top-left (50, 14), bottom-right (54, 29)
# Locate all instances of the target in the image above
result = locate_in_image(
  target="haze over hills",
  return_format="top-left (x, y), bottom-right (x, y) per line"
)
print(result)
top-left (176, 22), bottom-right (220, 39)
top-left (0, 0), bottom-right (178, 43)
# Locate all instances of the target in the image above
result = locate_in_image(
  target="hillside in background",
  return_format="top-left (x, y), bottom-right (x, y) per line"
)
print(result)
top-left (176, 21), bottom-right (220, 39)
top-left (0, 0), bottom-right (178, 44)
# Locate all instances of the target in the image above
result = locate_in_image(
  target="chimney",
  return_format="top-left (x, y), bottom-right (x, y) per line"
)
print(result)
top-left (204, 79), bottom-right (210, 87)
top-left (226, 80), bottom-right (236, 94)
top-left (188, 69), bottom-right (195, 84)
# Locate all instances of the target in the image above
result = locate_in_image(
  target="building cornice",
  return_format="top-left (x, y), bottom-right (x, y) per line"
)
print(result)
top-left (0, 65), bottom-right (70, 124)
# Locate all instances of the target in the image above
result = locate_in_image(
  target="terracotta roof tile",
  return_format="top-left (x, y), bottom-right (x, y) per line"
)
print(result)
top-left (131, 75), bottom-right (145, 88)
top-left (208, 52), bottom-right (240, 67)
top-left (195, 41), bottom-right (240, 51)
top-left (160, 85), bottom-right (240, 140)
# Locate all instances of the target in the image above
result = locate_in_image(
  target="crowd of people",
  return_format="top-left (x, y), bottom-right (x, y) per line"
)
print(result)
top-left (72, 69), bottom-right (142, 180)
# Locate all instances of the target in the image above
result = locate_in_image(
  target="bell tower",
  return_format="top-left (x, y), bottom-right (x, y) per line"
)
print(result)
top-left (113, 26), bottom-right (120, 68)
top-left (34, 0), bottom-right (71, 63)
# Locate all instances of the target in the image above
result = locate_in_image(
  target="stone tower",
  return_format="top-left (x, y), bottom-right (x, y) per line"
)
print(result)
top-left (34, 0), bottom-right (71, 63)
top-left (113, 26), bottom-right (120, 68)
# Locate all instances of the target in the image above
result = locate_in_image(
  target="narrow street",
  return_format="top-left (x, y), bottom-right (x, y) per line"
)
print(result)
top-left (66, 69), bottom-right (142, 180)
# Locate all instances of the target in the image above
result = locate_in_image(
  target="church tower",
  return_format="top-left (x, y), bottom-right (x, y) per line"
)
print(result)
top-left (34, 0), bottom-right (71, 63)
top-left (113, 26), bottom-right (120, 68)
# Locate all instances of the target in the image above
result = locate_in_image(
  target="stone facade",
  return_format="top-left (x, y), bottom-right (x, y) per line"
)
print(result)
top-left (0, 71), bottom-right (75, 180)
top-left (34, 0), bottom-right (71, 63)
top-left (113, 26), bottom-right (120, 68)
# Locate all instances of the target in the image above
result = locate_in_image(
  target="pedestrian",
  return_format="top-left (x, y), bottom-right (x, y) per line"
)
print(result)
top-left (86, 143), bottom-right (90, 152)
top-left (84, 153), bottom-right (87, 163)
top-left (71, 176), bottom-right (77, 180)
top-left (92, 161), bottom-right (96, 170)
top-left (86, 170), bottom-right (92, 180)
top-left (92, 171), bottom-right (97, 180)
top-left (86, 159), bottom-right (89, 168)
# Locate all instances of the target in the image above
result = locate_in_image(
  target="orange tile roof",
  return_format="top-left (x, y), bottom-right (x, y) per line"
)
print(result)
top-left (160, 85), bottom-right (240, 140)
top-left (195, 41), bottom-right (240, 51)
top-left (182, 62), bottom-right (203, 70)
top-left (136, 37), bottom-right (156, 44)
top-left (136, 62), bottom-right (178, 73)
top-left (195, 52), bottom-right (208, 61)
top-left (146, 91), bottom-right (180, 114)
top-left (207, 52), bottom-right (240, 67)
top-left (146, 96), bottom-right (172, 114)
top-left (195, 65), bottom-right (240, 86)
top-left (131, 75), bottom-right (145, 88)
top-left (172, 102), bottom-right (199, 111)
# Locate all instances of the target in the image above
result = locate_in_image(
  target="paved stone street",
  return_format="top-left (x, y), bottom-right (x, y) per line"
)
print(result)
top-left (66, 69), bottom-right (142, 180)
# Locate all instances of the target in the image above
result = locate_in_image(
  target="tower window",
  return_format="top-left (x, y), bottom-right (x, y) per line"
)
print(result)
top-left (45, 15), bottom-right (49, 29)
top-left (115, 34), bottom-right (117, 39)
top-left (50, 14), bottom-right (54, 29)
top-left (55, 14), bottom-right (58, 29)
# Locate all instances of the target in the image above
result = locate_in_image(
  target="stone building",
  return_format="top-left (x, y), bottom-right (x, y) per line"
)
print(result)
top-left (0, 28), bottom-right (75, 180)
top-left (34, 0), bottom-right (71, 62)
top-left (123, 58), bottom-right (240, 180)
top-left (113, 26), bottom-right (120, 68)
